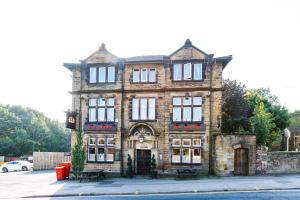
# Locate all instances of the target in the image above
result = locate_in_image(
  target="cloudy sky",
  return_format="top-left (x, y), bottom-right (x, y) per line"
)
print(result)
top-left (0, 0), bottom-right (299, 122)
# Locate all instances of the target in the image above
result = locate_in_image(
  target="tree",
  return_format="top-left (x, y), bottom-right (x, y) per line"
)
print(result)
top-left (222, 79), bottom-right (250, 133)
top-left (221, 81), bottom-right (290, 147)
top-left (250, 103), bottom-right (277, 146)
top-left (0, 104), bottom-right (70, 157)
top-left (246, 88), bottom-right (290, 147)
top-left (290, 110), bottom-right (300, 126)
top-left (71, 131), bottom-right (85, 179)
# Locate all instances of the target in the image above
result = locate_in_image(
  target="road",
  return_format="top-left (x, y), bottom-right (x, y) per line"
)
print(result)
top-left (1, 171), bottom-right (300, 199)
top-left (58, 190), bottom-right (300, 200)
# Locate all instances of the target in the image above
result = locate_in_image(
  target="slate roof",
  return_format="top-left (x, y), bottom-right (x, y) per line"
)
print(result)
top-left (125, 55), bottom-right (166, 63)
top-left (63, 39), bottom-right (233, 69)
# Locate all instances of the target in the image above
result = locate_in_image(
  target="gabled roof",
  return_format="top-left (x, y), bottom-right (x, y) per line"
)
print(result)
top-left (169, 39), bottom-right (209, 57)
top-left (84, 43), bottom-right (118, 63)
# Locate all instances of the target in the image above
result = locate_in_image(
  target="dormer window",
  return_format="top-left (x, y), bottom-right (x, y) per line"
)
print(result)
top-left (89, 66), bottom-right (116, 84)
top-left (132, 68), bottom-right (156, 83)
top-left (173, 63), bottom-right (203, 81)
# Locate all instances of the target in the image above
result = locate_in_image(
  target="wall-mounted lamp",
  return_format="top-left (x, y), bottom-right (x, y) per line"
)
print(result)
top-left (138, 134), bottom-right (145, 143)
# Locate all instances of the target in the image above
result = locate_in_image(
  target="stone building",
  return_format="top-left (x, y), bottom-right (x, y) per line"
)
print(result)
top-left (64, 39), bottom-right (232, 176)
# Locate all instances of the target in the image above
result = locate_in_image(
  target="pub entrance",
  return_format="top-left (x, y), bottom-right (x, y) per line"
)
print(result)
top-left (136, 149), bottom-right (151, 175)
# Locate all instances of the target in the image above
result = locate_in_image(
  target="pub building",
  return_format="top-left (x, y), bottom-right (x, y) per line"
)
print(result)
top-left (64, 39), bottom-right (232, 176)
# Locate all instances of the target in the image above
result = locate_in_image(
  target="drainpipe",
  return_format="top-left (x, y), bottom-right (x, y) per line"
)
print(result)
top-left (120, 60), bottom-right (125, 176)
top-left (208, 58), bottom-right (215, 175)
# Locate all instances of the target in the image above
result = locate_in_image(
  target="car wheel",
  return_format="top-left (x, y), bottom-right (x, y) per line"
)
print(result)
top-left (22, 166), bottom-right (28, 171)
top-left (2, 167), bottom-right (8, 173)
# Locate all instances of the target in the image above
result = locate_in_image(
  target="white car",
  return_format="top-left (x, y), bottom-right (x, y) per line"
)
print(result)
top-left (1, 160), bottom-right (33, 172)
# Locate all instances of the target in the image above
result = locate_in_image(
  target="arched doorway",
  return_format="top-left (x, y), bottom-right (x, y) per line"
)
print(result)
top-left (234, 148), bottom-right (249, 175)
top-left (128, 123), bottom-right (156, 175)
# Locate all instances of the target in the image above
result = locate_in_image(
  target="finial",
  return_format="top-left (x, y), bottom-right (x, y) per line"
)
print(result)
top-left (184, 39), bottom-right (192, 47)
top-left (99, 43), bottom-right (106, 51)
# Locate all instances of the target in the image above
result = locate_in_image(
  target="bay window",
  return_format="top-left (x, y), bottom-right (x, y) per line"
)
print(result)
top-left (88, 98), bottom-right (115, 122)
top-left (171, 138), bottom-right (202, 164)
top-left (172, 97), bottom-right (202, 122)
top-left (131, 98), bottom-right (156, 121)
top-left (172, 62), bottom-right (203, 81)
top-left (88, 137), bottom-right (115, 162)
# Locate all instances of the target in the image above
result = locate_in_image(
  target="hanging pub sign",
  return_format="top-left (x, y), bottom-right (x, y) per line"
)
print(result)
top-left (169, 123), bottom-right (206, 131)
top-left (66, 111), bottom-right (77, 130)
top-left (83, 122), bottom-right (117, 132)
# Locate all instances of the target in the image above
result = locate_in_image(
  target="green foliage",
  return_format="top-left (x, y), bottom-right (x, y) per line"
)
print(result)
top-left (250, 103), bottom-right (277, 146)
top-left (150, 154), bottom-right (156, 173)
top-left (0, 104), bottom-right (71, 157)
top-left (222, 79), bottom-right (250, 133)
top-left (222, 81), bottom-right (290, 147)
top-left (246, 88), bottom-right (290, 147)
top-left (126, 154), bottom-right (133, 178)
top-left (71, 131), bottom-right (85, 179)
top-left (290, 110), bottom-right (300, 126)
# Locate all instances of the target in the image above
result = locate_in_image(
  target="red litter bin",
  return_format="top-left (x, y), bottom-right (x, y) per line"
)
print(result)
top-left (58, 162), bottom-right (71, 179)
top-left (55, 166), bottom-right (65, 181)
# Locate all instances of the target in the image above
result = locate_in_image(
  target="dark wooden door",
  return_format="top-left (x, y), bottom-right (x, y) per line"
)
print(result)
top-left (234, 148), bottom-right (249, 175)
top-left (137, 149), bottom-right (151, 175)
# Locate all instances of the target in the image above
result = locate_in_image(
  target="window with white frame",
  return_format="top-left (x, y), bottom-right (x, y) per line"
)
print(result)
top-left (89, 99), bottom-right (97, 122)
top-left (89, 66), bottom-right (116, 83)
top-left (132, 68), bottom-right (156, 83)
top-left (132, 98), bottom-right (156, 120)
top-left (173, 63), bottom-right (203, 81)
top-left (88, 137), bottom-right (115, 162)
top-left (171, 138), bottom-right (202, 164)
top-left (172, 97), bottom-right (202, 122)
top-left (89, 67), bottom-right (97, 83)
top-left (88, 98), bottom-right (115, 122)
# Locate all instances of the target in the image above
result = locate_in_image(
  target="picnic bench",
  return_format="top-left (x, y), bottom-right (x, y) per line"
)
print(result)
top-left (176, 168), bottom-right (197, 178)
top-left (79, 169), bottom-right (106, 183)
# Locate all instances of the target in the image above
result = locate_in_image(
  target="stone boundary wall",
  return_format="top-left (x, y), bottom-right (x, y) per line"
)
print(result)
top-left (214, 135), bottom-right (256, 176)
top-left (264, 151), bottom-right (300, 174)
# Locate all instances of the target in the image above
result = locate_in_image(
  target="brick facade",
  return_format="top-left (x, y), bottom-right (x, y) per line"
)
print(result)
top-left (64, 39), bottom-right (232, 176)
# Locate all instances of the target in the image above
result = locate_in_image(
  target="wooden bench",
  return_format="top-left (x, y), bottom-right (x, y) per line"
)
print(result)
top-left (79, 169), bottom-right (106, 183)
top-left (176, 168), bottom-right (197, 178)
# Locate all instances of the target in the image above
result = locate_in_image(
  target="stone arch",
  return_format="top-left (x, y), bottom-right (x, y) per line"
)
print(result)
top-left (128, 123), bottom-right (156, 136)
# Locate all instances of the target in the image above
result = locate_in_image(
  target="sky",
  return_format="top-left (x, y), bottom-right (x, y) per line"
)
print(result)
top-left (0, 0), bottom-right (299, 122)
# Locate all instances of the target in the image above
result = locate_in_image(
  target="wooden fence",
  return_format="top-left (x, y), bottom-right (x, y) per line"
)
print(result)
top-left (33, 152), bottom-right (71, 170)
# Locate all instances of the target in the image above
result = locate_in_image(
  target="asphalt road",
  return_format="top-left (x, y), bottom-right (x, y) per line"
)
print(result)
top-left (58, 190), bottom-right (300, 200)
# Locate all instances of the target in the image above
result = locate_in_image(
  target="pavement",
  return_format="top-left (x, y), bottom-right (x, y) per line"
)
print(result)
top-left (1, 170), bottom-right (300, 199)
